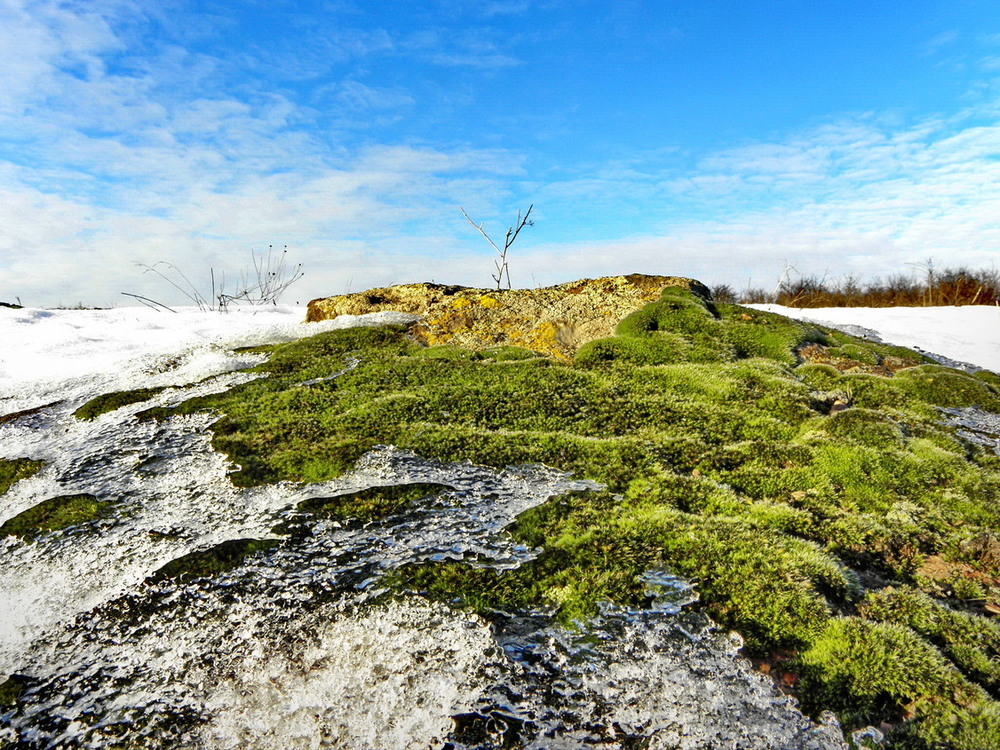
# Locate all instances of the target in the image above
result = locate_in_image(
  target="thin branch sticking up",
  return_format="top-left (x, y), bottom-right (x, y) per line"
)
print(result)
top-left (461, 204), bottom-right (533, 290)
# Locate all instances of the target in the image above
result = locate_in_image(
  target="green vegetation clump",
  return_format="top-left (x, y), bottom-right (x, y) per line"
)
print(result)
top-left (858, 587), bottom-right (1000, 691)
top-left (829, 343), bottom-right (880, 366)
top-left (410, 344), bottom-right (481, 361)
top-left (0, 494), bottom-right (108, 539)
top-left (796, 617), bottom-right (988, 728)
top-left (153, 285), bottom-right (1000, 747)
top-left (974, 370), bottom-right (1000, 389)
top-left (820, 408), bottom-right (906, 449)
top-left (894, 366), bottom-right (1000, 411)
top-left (74, 387), bottom-right (168, 420)
top-left (0, 674), bottom-right (28, 707)
top-left (145, 538), bottom-right (281, 584)
top-left (0, 458), bottom-right (44, 496)
top-left (296, 482), bottom-right (453, 524)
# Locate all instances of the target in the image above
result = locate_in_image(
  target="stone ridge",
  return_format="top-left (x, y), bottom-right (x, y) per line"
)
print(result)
top-left (305, 274), bottom-right (712, 360)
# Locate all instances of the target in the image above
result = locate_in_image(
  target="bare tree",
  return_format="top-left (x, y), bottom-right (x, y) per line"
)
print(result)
top-left (460, 204), bottom-right (534, 290)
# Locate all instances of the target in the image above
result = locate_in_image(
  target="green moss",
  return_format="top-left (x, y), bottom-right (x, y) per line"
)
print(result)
top-left (904, 700), bottom-right (1000, 750)
top-left (145, 538), bottom-right (281, 584)
top-left (147, 296), bottom-right (1000, 744)
top-left (0, 674), bottom-right (28, 706)
top-left (617, 289), bottom-right (716, 336)
top-left (717, 304), bottom-right (823, 364)
top-left (973, 369), bottom-right (1000, 389)
top-left (0, 493), bottom-right (108, 539)
top-left (605, 293), bottom-right (824, 367)
top-left (821, 408), bottom-right (907, 449)
top-left (829, 344), bottom-right (880, 365)
top-left (296, 482), bottom-right (453, 523)
top-left (612, 294), bottom-right (730, 363)
top-left (574, 332), bottom-right (692, 366)
top-left (894, 366), bottom-right (1000, 411)
top-left (411, 345), bottom-right (481, 360)
top-left (74, 387), bottom-right (169, 420)
top-left (700, 440), bottom-right (815, 500)
top-left (0, 457), bottom-right (43, 496)
top-left (796, 363), bottom-right (842, 390)
top-left (480, 345), bottom-right (540, 361)
top-left (859, 587), bottom-right (1000, 691)
top-left (841, 373), bottom-right (917, 411)
top-left (797, 616), bottom-right (981, 728)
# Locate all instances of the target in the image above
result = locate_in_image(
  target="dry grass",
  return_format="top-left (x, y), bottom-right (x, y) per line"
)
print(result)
top-left (721, 266), bottom-right (1000, 308)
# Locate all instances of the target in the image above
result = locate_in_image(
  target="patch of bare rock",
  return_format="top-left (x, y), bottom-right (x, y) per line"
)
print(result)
top-left (306, 274), bottom-right (711, 360)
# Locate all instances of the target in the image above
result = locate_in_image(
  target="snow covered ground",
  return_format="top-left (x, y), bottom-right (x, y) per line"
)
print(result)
top-left (2, 303), bottom-right (997, 415)
top-left (0, 304), bottom-right (417, 414)
top-left (749, 304), bottom-right (1000, 373)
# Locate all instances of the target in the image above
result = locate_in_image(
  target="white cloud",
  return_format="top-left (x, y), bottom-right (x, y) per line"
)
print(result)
top-left (501, 105), bottom-right (1000, 293)
top-left (2, 0), bottom-right (1000, 308)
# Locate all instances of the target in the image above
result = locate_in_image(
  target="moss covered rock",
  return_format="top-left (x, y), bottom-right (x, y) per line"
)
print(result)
top-left (306, 274), bottom-right (712, 360)
top-left (0, 493), bottom-right (109, 540)
top-left (151, 275), bottom-right (1000, 748)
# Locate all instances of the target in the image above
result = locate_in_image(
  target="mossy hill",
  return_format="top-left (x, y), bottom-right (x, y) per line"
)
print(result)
top-left (67, 277), bottom-right (1000, 748)
top-left (305, 273), bottom-right (711, 360)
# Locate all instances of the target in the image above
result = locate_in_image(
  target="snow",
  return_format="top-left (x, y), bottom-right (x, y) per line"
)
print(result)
top-left (2, 303), bottom-right (997, 415)
top-left (0, 305), bottom-right (418, 414)
top-left (746, 304), bottom-right (1000, 373)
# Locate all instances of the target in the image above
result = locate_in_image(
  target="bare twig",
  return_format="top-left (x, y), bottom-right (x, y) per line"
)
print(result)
top-left (770, 262), bottom-right (797, 305)
top-left (127, 247), bottom-right (304, 312)
top-left (461, 204), bottom-right (534, 290)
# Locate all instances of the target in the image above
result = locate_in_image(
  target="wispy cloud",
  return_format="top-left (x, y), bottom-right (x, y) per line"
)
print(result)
top-left (922, 29), bottom-right (960, 56)
top-left (513, 107), bottom-right (1000, 290)
top-left (2, 1), bottom-right (1000, 307)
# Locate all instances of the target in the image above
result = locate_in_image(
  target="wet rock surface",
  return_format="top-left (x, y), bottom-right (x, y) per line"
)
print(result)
top-left (941, 405), bottom-right (1000, 455)
top-left (306, 275), bottom-right (712, 360)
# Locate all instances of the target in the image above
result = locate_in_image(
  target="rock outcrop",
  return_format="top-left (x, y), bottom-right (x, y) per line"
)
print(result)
top-left (306, 274), bottom-right (711, 360)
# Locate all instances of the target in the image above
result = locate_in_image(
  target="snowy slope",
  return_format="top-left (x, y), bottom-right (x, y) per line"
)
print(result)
top-left (747, 304), bottom-right (1000, 373)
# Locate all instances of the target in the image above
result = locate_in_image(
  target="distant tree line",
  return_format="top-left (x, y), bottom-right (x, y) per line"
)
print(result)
top-left (712, 265), bottom-right (1000, 308)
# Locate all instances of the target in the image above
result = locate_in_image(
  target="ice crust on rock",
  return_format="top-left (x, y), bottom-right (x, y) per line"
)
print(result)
top-left (942, 406), bottom-right (1000, 455)
top-left (200, 599), bottom-right (502, 750)
top-left (444, 597), bottom-right (846, 749)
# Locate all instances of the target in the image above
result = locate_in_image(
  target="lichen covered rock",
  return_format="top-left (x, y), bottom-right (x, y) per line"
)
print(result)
top-left (306, 275), bottom-right (712, 360)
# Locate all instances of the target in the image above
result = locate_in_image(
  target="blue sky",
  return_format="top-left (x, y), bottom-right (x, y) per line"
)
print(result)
top-left (2, 0), bottom-right (1000, 306)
